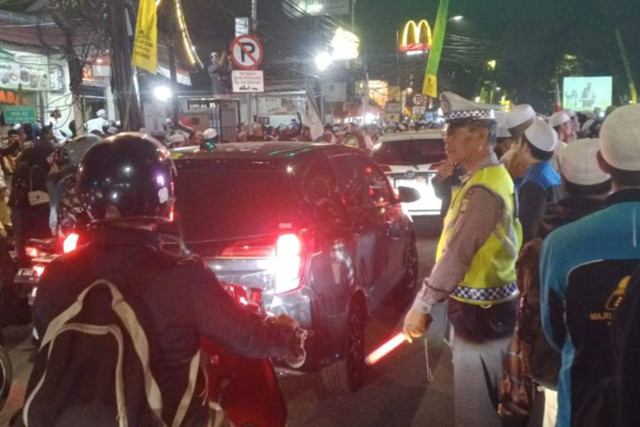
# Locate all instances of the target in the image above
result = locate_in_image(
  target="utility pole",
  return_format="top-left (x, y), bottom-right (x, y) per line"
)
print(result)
top-left (351, 0), bottom-right (356, 31)
top-left (362, 43), bottom-right (369, 124)
top-left (168, 0), bottom-right (180, 125)
top-left (109, 0), bottom-right (141, 131)
top-left (247, 0), bottom-right (257, 125)
top-left (615, 28), bottom-right (638, 105)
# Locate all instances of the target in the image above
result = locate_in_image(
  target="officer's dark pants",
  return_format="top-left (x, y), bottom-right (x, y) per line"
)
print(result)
top-left (12, 205), bottom-right (51, 266)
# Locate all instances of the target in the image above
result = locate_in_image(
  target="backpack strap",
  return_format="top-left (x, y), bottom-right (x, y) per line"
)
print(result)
top-left (171, 351), bottom-right (201, 427)
top-left (24, 323), bottom-right (128, 427)
top-left (31, 279), bottom-right (167, 426)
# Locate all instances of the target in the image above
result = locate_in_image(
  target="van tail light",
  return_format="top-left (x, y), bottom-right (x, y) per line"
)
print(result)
top-left (63, 232), bottom-right (80, 254)
top-left (274, 233), bottom-right (305, 295)
top-left (33, 265), bottom-right (46, 277)
top-left (219, 233), bottom-right (309, 295)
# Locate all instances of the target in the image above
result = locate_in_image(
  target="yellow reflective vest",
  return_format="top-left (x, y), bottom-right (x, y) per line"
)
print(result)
top-left (436, 163), bottom-right (522, 305)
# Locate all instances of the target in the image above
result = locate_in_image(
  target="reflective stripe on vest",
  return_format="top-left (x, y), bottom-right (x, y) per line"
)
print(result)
top-left (436, 164), bottom-right (522, 305)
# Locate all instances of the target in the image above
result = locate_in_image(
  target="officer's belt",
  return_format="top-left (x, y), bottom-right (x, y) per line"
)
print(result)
top-left (450, 282), bottom-right (518, 303)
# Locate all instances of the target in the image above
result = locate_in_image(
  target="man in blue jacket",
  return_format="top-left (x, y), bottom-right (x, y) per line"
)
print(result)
top-left (540, 104), bottom-right (640, 427)
top-left (517, 119), bottom-right (562, 243)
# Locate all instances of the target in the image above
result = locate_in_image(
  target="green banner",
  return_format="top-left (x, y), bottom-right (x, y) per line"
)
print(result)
top-left (422, 0), bottom-right (450, 98)
top-left (2, 105), bottom-right (36, 124)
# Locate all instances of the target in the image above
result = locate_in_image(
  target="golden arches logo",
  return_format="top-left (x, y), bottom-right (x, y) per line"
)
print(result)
top-left (399, 20), bottom-right (433, 53)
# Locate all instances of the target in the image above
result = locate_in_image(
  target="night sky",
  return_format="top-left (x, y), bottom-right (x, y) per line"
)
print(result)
top-left (354, 0), bottom-right (639, 109)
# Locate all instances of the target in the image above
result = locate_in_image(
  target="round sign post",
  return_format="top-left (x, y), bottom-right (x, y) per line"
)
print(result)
top-left (230, 35), bottom-right (264, 70)
top-left (412, 93), bottom-right (425, 106)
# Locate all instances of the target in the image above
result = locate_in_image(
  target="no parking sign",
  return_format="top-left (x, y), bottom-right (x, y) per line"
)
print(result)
top-left (230, 35), bottom-right (264, 70)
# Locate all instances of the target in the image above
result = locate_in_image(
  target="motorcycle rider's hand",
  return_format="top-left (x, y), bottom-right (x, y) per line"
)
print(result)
top-left (272, 314), bottom-right (299, 331)
top-left (402, 308), bottom-right (433, 343)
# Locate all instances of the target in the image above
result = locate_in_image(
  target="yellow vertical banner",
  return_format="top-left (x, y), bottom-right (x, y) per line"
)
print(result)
top-left (132, 0), bottom-right (158, 74)
top-left (422, 0), bottom-right (450, 97)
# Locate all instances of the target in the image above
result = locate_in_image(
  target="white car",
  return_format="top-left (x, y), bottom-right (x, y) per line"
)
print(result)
top-left (372, 130), bottom-right (446, 217)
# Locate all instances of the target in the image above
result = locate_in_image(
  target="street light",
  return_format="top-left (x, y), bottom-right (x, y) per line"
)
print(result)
top-left (153, 85), bottom-right (172, 102)
top-left (315, 51), bottom-right (333, 72)
top-left (451, 15), bottom-right (464, 21)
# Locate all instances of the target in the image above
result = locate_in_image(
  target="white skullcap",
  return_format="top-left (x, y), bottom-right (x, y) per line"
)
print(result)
top-left (599, 104), bottom-right (640, 171)
top-left (505, 104), bottom-right (536, 130)
top-left (96, 109), bottom-right (107, 118)
top-left (549, 111), bottom-right (571, 128)
top-left (168, 133), bottom-right (186, 144)
top-left (494, 111), bottom-right (511, 138)
top-left (565, 109), bottom-right (577, 118)
top-left (525, 119), bottom-right (558, 152)
top-left (203, 128), bottom-right (218, 139)
top-left (439, 92), bottom-right (494, 122)
top-left (560, 139), bottom-right (610, 185)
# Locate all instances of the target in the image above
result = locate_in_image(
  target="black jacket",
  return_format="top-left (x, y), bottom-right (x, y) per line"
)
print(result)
top-left (31, 227), bottom-right (297, 425)
top-left (9, 140), bottom-right (54, 208)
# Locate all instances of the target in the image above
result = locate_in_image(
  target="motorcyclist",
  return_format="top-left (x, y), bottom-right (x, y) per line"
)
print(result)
top-left (200, 128), bottom-right (218, 151)
top-left (26, 133), bottom-right (303, 426)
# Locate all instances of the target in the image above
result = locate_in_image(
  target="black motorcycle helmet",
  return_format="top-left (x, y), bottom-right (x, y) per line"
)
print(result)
top-left (78, 132), bottom-right (176, 224)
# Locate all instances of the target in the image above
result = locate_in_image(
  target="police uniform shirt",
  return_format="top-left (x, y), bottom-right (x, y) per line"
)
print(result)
top-left (413, 153), bottom-right (505, 313)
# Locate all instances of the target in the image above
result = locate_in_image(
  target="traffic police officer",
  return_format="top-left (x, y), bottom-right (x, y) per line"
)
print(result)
top-left (403, 92), bottom-right (522, 427)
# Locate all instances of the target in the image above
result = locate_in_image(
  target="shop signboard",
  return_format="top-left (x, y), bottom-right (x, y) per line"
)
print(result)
top-left (143, 102), bottom-right (167, 134)
top-left (0, 50), bottom-right (63, 92)
top-left (2, 105), bottom-right (36, 124)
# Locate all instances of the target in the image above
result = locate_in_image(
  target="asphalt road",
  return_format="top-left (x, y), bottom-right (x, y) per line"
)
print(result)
top-left (0, 216), bottom-right (452, 426)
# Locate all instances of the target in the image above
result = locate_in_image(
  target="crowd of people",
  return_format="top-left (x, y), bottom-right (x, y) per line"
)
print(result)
top-left (0, 94), bottom-right (636, 426)
top-left (404, 91), bottom-right (640, 427)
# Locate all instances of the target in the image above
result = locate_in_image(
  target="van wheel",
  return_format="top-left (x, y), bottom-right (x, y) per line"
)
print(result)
top-left (0, 346), bottom-right (12, 412)
top-left (320, 305), bottom-right (366, 394)
top-left (403, 235), bottom-right (419, 294)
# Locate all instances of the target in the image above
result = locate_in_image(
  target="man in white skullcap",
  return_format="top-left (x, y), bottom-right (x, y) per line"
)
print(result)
top-left (493, 111), bottom-right (514, 159)
top-left (404, 92), bottom-right (522, 427)
top-left (502, 104), bottom-right (537, 179)
top-left (517, 119), bottom-right (562, 243)
top-left (548, 111), bottom-right (576, 173)
top-left (507, 138), bottom-right (611, 427)
top-left (564, 109), bottom-right (580, 139)
top-left (540, 104), bottom-right (640, 427)
top-left (541, 138), bottom-right (611, 233)
top-left (84, 108), bottom-right (109, 136)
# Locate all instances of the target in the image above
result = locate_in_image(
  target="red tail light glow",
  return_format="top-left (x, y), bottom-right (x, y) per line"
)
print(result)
top-left (63, 232), bottom-right (80, 254)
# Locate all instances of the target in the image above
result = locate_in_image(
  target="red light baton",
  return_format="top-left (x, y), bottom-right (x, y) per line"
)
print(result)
top-left (365, 332), bottom-right (408, 365)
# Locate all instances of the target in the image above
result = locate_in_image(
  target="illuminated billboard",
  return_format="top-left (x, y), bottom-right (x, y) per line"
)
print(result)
top-left (399, 20), bottom-right (432, 54)
top-left (563, 76), bottom-right (613, 111)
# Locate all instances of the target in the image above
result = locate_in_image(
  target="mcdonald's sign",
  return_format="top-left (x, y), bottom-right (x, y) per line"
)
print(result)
top-left (399, 20), bottom-right (433, 53)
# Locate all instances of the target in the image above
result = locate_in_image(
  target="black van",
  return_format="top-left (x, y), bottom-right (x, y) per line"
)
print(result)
top-left (171, 142), bottom-right (419, 394)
